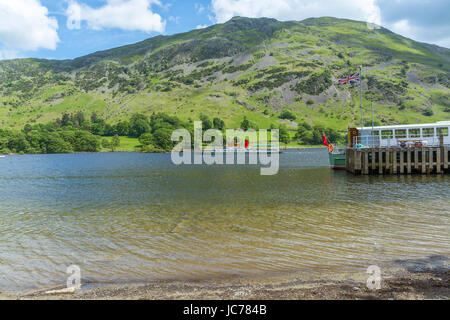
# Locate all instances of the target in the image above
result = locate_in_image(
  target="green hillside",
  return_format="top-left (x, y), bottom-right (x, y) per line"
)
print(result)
top-left (0, 16), bottom-right (449, 132)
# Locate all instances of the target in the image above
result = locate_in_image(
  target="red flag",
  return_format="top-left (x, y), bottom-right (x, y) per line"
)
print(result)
top-left (322, 134), bottom-right (330, 147)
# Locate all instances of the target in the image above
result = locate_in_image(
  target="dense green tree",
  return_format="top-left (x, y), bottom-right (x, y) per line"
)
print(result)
top-left (200, 114), bottom-right (212, 130)
top-left (90, 112), bottom-right (98, 124)
top-left (74, 131), bottom-right (100, 152)
top-left (74, 112), bottom-right (85, 128)
top-left (240, 117), bottom-right (250, 130)
top-left (45, 133), bottom-right (73, 154)
top-left (104, 123), bottom-right (116, 136)
top-left (139, 133), bottom-right (153, 146)
top-left (129, 113), bottom-right (150, 138)
top-left (130, 113), bottom-right (148, 124)
top-left (129, 118), bottom-right (150, 137)
top-left (153, 128), bottom-right (173, 150)
top-left (111, 134), bottom-right (120, 151)
top-left (294, 124), bottom-right (313, 143)
top-left (90, 122), bottom-right (105, 136)
top-left (58, 130), bottom-right (77, 147)
top-left (278, 125), bottom-right (291, 148)
top-left (24, 124), bottom-right (33, 134)
top-left (279, 110), bottom-right (296, 121)
top-left (80, 120), bottom-right (91, 131)
top-left (26, 130), bottom-right (44, 153)
top-left (8, 132), bottom-right (30, 153)
top-left (61, 113), bottom-right (71, 127)
top-left (294, 122), bottom-right (344, 145)
top-left (101, 138), bottom-right (111, 149)
top-left (115, 121), bottom-right (130, 136)
top-left (213, 117), bottom-right (225, 130)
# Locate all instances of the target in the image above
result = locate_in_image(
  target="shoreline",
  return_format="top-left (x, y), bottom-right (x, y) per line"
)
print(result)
top-left (2, 266), bottom-right (448, 300)
top-left (2, 146), bottom-right (326, 157)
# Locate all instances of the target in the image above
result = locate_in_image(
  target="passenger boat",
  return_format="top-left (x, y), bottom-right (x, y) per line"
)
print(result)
top-left (352, 121), bottom-right (450, 148)
top-left (328, 148), bottom-right (346, 170)
top-left (323, 121), bottom-right (450, 170)
top-left (322, 133), bottom-right (346, 170)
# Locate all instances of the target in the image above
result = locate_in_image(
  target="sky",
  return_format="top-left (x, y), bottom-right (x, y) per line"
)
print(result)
top-left (0, 0), bottom-right (449, 60)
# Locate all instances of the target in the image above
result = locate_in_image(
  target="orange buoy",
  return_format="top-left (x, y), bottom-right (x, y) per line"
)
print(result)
top-left (328, 144), bottom-right (334, 153)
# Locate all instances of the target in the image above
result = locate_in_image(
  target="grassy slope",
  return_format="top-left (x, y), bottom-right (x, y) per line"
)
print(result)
top-left (100, 136), bottom-right (141, 152)
top-left (0, 17), bottom-right (448, 139)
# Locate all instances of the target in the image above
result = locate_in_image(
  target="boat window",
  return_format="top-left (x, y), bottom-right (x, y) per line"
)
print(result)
top-left (372, 130), bottom-right (380, 137)
top-left (408, 128), bottom-right (420, 138)
top-left (395, 129), bottom-right (407, 138)
top-left (381, 130), bottom-right (393, 139)
top-left (437, 127), bottom-right (449, 137)
top-left (422, 128), bottom-right (434, 138)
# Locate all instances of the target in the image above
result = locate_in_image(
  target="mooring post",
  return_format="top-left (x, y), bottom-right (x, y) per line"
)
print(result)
top-left (421, 147), bottom-right (426, 174)
top-left (392, 148), bottom-right (398, 174)
top-left (429, 148), bottom-right (434, 174)
top-left (371, 148), bottom-right (376, 172)
top-left (407, 147), bottom-right (412, 174)
top-left (414, 148), bottom-right (419, 171)
top-left (363, 150), bottom-right (369, 175)
top-left (385, 149), bottom-right (390, 174)
top-left (437, 148), bottom-right (441, 174)
top-left (378, 149), bottom-right (383, 175)
top-left (400, 149), bottom-right (404, 174)
top-left (355, 150), bottom-right (361, 173)
top-left (444, 146), bottom-right (448, 170)
top-left (347, 148), bottom-right (353, 173)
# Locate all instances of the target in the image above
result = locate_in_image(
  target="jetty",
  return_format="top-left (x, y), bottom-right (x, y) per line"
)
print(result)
top-left (347, 146), bottom-right (449, 175)
top-left (345, 121), bottom-right (450, 175)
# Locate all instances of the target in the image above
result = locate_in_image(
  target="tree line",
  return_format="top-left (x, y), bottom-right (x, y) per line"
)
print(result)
top-left (0, 110), bottom-right (345, 154)
top-left (0, 112), bottom-right (228, 154)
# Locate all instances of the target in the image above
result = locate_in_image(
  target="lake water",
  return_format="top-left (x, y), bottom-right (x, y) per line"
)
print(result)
top-left (0, 150), bottom-right (449, 292)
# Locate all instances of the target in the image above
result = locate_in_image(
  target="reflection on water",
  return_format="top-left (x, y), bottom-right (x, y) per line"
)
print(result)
top-left (0, 150), bottom-right (449, 292)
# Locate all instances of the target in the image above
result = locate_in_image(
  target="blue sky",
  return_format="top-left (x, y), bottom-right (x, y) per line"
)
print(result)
top-left (0, 0), bottom-right (449, 61)
top-left (19, 0), bottom-right (214, 60)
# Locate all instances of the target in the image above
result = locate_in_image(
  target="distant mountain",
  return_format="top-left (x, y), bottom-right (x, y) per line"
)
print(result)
top-left (0, 16), bottom-right (449, 130)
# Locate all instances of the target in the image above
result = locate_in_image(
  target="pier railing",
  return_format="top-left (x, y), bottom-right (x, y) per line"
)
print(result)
top-left (352, 135), bottom-right (442, 148)
top-left (352, 136), bottom-right (381, 148)
top-left (346, 146), bottom-right (449, 175)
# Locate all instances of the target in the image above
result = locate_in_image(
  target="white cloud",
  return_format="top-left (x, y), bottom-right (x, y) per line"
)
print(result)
top-left (388, 19), bottom-right (450, 48)
top-left (435, 38), bottom-right (450, 48)
top-left (66, 0), bottom-right (166, 33)
top-left (169, 16), bottom-right (181, 24)
top-left (390, 19), bottom-right (412, 36)
top-left (195, 3), bottom-right (206, 14)
top-left (196, 24), bottom-right (209, 29)
top-left (376, 0), bottom-right (450, 48)
top-left (0, 49), bottom-right (20, 60)
top-left (211, 0), bottom-right (381, 25)
top-left (0, 0), bottom-right (59, 51)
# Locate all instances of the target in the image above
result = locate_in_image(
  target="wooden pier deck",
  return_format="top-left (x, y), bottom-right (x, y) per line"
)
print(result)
top-left (346, 146), bottom-right (449, 175)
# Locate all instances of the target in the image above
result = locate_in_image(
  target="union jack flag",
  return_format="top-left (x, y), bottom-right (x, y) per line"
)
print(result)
top-left (337, 72), bottom-right (360, 85)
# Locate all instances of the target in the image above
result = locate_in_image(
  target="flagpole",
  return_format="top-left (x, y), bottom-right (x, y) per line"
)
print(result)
top-left (371, 101), bottom-right (374, 147)
top-left (360, 65), bottom-right (364, 132)
top-left (371, 101), bottom-right (374, 131)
